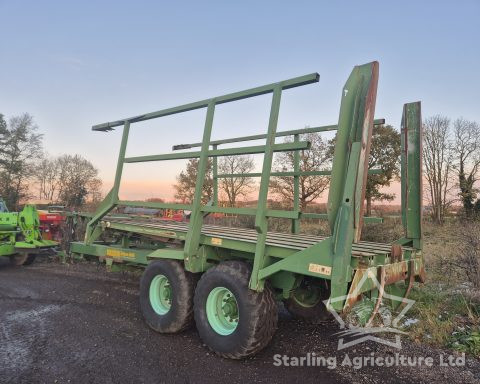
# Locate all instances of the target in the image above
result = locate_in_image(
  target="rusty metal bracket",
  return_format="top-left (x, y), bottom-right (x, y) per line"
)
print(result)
top-left (366, 266), bottom-right (386, 326)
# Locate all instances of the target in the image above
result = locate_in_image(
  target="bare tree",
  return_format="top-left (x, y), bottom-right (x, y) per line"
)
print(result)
top-left (34, 154), bottom-right (102, 208)
top-left (56, 154), bottom-right (101, 208)
top-left (0, 113), bottom-right (43, 209)
top-left (453, 118), bottom-right (480, 217)
top-left (35, 155), bottom-right (60, 201)
top-left (174, 159), bottom-right (213, 204)
top-left (423, 115), bottom-right (454, 224)
top-left (86, 178), bottom-right (103, 204)
top-left (455, 222), bottom-right (480, 288)
top-left (218, 156), bottom-right (255, 207)
top-left (270, 132), bottom-right (330, 210)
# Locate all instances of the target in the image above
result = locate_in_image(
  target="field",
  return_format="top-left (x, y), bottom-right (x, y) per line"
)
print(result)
top-left (1, 216), bottom-right (480, 383)
top-left (1, 259), bottom-right (479, 384)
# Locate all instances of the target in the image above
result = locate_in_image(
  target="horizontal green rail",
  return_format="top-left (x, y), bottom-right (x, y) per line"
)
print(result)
top-left (215, 171), bottom-right (330, 178)
top-left (172, 119), bottom-right (386, 150)
top-left (92, 73), bottom-right (320, 131)
top-left (118, 200), bottom-right (193, 210)
top-left (201, 205), bottom-right (300, 219)
top-left (301, 212), bottom-right (383, 223)
top-left (215, 168), bottom-right (383, 179)
top-left (124, 141), bottom-right (310, 164)
top-left (115, 201), bottom-right (382, 223)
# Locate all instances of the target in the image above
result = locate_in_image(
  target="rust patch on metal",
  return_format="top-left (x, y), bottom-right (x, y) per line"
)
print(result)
top-left (345, 293), bottom-right (362, 309)
top-left (384, 261), bottom-right (408, 285)
top-left (415, 264), bottom-right (426, 283)
top-left (366, 266), bottom-right (386, 326)
top-left (399, 260), bottom-right (416, 308)
top-left (345, 270), bottom-right (364, 308)
top-left (344, 268), bottom-right (375, 308)
top-left (390, 244), bottom-right (403, 262)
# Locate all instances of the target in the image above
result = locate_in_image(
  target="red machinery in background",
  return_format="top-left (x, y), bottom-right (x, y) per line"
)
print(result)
top-left (38, 206), bottom-right (184, 242)
top-left (38, 207), bottom-right (66, 241)
top-left (162, 208), bottom-right (186, 221)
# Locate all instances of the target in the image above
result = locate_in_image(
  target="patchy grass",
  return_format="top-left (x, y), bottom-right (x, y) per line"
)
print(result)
top-left (407, 284), bottom-right (480, 357)
top-left (422, 221), bottom-right (468, 285)
top-left (338, 216), bottom-right (480, 357)
top-left (448, 330), bottom-right (480, 356)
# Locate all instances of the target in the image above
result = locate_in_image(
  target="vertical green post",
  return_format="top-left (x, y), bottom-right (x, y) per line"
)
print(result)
top-left (327, 62), bottom-right (379, 242)
top-left (401, 102), bottom-right (422, 249)
top-left (184, 101), bottom-right (215, 271)
top-left (212, 144), bottom-right (218, 206)
top-left (250, 86), bottom-right (282, 290)
top-left (85, 121), bottom-right (130, 242)
top-left (292, 134), bottom-right (300, 233)
top-left (112, 121), bottom-right (131, 200)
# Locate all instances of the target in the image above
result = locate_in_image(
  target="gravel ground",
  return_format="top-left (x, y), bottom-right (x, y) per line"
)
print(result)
top-left (0, 258), bottom-right (479, 384)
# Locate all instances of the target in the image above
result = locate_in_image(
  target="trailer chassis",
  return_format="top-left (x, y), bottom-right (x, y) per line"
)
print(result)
top-left (69, 61), bottom-right (424, 358)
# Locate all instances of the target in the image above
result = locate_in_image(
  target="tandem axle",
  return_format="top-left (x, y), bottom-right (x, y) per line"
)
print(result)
top-left (69, 61), bottom-right (424, 358)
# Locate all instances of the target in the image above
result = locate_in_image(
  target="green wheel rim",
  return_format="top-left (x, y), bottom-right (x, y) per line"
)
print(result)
top-left (292, 286), bottom-right (322, 308)
top-left (149, 274), bottom-right (172, 315)
top-left (206, 287), bottom-right (239, 335)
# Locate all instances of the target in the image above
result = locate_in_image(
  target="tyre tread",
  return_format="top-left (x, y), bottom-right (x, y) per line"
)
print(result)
top-left (195, 260), bottom-right (278, 359)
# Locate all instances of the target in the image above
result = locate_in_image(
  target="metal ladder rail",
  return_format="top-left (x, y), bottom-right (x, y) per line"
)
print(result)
top-left (83, 73), bottom-right (320, 272)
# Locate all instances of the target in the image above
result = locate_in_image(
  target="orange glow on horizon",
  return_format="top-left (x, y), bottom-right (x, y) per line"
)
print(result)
top-left (103, 179), bottom-right (177, 201)
top-left (103, 179), bottom-right (403, 204)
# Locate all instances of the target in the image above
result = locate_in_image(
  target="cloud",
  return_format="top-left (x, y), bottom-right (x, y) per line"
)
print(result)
top-left (52, 55), bottom-right (86, 71)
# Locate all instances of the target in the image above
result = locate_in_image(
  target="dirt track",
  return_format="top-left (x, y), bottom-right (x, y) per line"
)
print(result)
top-left (1, 258), bottom-right (479, 384)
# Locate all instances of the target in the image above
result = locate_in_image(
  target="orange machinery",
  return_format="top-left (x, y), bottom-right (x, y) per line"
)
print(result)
top-left (38, 208), bottom-right (66, 241)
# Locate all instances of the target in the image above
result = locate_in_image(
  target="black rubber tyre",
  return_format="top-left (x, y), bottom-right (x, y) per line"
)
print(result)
top-left (194, 261), bottom-right (278, 359)
top-left (284, 280), bottom-right (331, 324)
top-left (9, 254), bottom-right (36, 266)
top-left (9, 254), bottom-right (26, 266)
top-left (22, 254), bottom-right (37, 266)
top-left (140, 260), bottom-right (198, 333)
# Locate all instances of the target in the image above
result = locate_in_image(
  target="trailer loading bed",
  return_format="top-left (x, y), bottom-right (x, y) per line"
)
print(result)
top-left (101, 217), bottom-right (411, 258)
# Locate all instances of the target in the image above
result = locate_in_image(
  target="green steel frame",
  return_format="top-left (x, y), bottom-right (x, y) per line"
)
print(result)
top-left (70, 61), bottom-right (424, 313)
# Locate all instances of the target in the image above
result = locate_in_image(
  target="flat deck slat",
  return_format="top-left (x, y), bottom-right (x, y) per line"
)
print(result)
top-left (104, 217), bottom-right (394, 257)
top-left (113, 220), bottom-right (322, 250)
top-left (109, 220), bottom-right (311, 251)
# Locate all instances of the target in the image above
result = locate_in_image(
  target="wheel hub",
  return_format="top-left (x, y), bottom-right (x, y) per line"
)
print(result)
top-left (292, 285), bottom-right (322, 308)
top-left (206, 287), bottom-right (239, 335)
top-left (149, 274), bottom-right (172, 315)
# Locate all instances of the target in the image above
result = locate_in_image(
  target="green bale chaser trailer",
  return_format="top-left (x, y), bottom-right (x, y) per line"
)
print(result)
top-left (0, 199), bottom-right (57, 266)
top-left (69, 61), bottom-right (425, 358)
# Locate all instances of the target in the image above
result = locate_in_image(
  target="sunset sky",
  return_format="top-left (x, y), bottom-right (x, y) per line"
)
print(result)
top-left (1, 1), bottom-right (479, 203)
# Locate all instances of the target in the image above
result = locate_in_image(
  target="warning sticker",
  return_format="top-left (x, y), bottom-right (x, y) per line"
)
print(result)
top-left (211, 237), bottom-right (223, 246)
top-left (105, 249), bottom-right (135, 259)
top-left (308, 263), bottom-right (332, 276)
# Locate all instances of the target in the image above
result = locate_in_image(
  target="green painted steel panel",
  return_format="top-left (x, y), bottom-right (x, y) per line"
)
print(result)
top-left (401, 102), bottom-right (422, 241)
